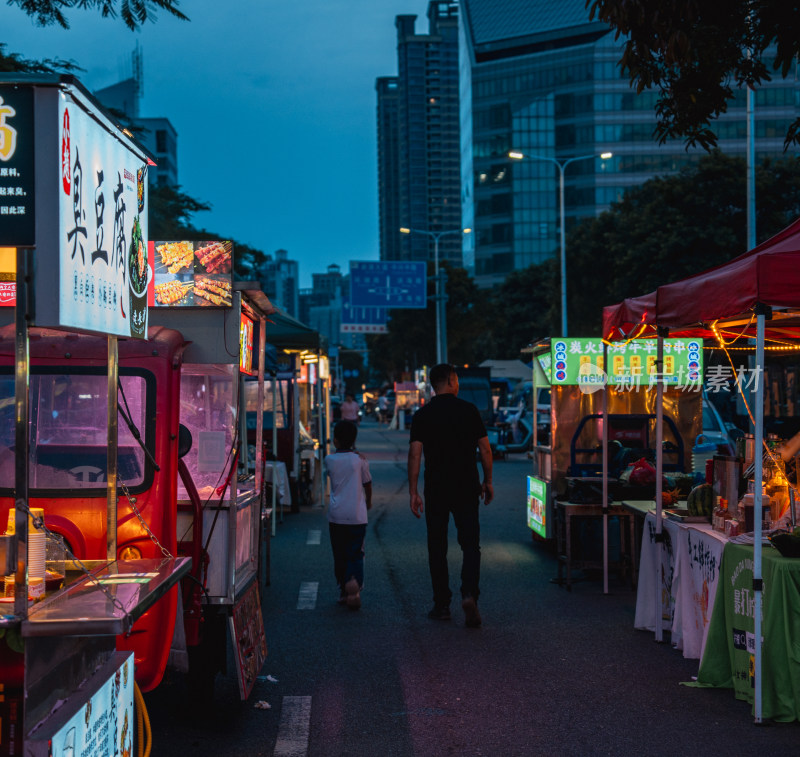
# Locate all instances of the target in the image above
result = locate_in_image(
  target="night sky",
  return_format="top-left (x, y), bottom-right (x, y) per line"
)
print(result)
top-left (3, 0), bottom-right (432, 287)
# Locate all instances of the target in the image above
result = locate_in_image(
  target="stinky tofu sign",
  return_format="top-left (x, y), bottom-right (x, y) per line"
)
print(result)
top-left (0, 85), bottom-right (35, 246)
top-left (48, 653), bottom-right (134, 757)
top-left (550, 338), bottom-right (703, 387)
top-left (58, 92), bottom-right (150, 338)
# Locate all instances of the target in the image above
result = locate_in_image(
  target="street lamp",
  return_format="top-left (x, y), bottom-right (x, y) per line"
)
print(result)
top-left (509, 150), bottom-right (612, 337)
top-left (399, 226), bottom-right (472, 364)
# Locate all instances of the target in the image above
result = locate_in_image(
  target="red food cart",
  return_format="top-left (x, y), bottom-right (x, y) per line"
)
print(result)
top-left (0, 74), bottom-right (272, 756)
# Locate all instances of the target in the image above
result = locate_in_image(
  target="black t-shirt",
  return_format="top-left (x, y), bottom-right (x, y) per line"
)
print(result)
top-left (409, 393), bottom-right (487, 498)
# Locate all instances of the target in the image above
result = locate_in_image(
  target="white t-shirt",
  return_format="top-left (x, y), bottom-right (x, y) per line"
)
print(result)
top-left (325, 451), bottom-right (371, 525)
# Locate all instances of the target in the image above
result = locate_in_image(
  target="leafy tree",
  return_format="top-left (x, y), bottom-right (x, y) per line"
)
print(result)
top-left (486, 260), bottom-right (558, 356)
top-left (564, 150), bottom-right (800, 335)
top-left (587, 0), bottom-right (800, 150)
top-left (442, 263), bottom-right (492, 366)
top-left (9, 0), bottom-right (188, 30)
top-left (148, 184), bottom-right (211, 239)
top-left (0, 42), bottom-right (78, 73)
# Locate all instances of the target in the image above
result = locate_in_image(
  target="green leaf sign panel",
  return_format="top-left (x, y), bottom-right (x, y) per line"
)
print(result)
top-left (527, 476), bottom-right (547, 538)
top-left (550, 338), bottom-right (702, 388)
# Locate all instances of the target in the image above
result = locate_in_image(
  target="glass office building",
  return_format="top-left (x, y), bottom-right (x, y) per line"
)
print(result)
top-left (460, 0), bottom-right (800, 287)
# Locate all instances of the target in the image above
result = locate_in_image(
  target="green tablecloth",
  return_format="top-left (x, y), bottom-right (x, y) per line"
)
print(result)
top-left (693, 541), bottom-right (800, 722)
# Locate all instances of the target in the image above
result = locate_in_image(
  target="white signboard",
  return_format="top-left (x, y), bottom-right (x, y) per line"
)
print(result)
top-left (58, 93), bottom-right (150, 338)
top-left (50, 654), bottom-right (134, 757)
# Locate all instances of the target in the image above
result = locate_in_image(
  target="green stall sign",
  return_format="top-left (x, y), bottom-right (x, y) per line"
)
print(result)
top-left (550, 338), bottom-right (702, 388)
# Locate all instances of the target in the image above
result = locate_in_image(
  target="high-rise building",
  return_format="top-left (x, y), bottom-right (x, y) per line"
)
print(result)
top-left (299, 267), bottom-right (365, 351)
top-left (376, 77), bottom-right (401, 262)
top-left (377, 2), bottom-right (463, 266)
top-left (460, 0), bottom-right (800, 287)
top-left (260, 249), bottom-right (299, 319)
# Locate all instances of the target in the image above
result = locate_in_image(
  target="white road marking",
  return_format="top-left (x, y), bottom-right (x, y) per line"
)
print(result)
top-left (306, 529), bottom-right (321, 545)
top-left (297, 581), bottom-right (318, 610)
top-left (273, 696), bottom-right (312, 757)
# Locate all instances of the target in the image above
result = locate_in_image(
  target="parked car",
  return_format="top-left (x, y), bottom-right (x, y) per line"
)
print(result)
top-left (702, 391), bottom-right (738, 455)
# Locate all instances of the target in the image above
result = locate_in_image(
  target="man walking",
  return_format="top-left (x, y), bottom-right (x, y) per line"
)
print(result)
top-left (407, 363), bottom-right (493, 628)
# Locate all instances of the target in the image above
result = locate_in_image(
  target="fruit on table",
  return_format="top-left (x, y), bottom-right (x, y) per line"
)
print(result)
top-left (661, 488), bottom-right (681, 507)
top-left (687, 483), bottom-right (714, 517)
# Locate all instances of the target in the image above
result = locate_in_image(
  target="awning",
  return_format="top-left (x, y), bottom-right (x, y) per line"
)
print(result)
top-left (264, 310), bottom-right (325, 351)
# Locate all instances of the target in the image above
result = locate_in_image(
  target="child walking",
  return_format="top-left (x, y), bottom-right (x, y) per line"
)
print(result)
top-left (325, 420), bottom-right (372, 609)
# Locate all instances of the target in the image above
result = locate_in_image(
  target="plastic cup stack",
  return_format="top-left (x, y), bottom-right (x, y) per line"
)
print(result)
top-left (6, 508), bottom-right (46, 599)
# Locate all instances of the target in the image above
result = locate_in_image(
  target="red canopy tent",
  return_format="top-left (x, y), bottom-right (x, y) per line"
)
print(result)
top-left (602, 215), bottom-right (800, 724)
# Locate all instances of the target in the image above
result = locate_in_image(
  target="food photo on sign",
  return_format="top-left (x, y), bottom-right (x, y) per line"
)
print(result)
top-left (148, 240), bottom-right (233, 307)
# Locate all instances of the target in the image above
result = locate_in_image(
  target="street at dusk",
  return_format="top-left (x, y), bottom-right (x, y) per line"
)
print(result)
top-left (145, 420), bottom-right (799, 756)
top-left (4, 1), bottom-right (800, 755)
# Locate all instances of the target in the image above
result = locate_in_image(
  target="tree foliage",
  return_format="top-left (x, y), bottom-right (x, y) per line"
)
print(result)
top-left (0, 42), bottom-right (78, 73)
top-left (587, 0), bottom-right (800, 150)
top-left (486, 261), bottom-right (558, 355)
top-left (9, 0), bottom-right (188, 30)
top-left (565, 150), bottom-right (800, 335)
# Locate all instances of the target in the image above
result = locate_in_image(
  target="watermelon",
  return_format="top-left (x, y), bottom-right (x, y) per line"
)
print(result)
top-left (687, 484), bottom-right (714, 518)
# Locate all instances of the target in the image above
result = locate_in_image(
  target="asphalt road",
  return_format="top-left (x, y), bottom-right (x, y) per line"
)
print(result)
top-left (145, 418), bottom-right (800, 756)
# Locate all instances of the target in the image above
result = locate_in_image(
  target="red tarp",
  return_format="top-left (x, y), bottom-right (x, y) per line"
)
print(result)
top-left (602, 216), bottom-right (800, 339)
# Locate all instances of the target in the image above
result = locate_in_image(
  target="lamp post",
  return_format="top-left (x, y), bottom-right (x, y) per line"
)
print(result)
top-left (399, 226), bottom-right (472, 364)
top-left (509, 150), bottom-right (612, 337)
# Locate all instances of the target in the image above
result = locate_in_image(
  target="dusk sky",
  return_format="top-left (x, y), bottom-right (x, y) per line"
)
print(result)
top-left (4, 0), bottom-right (433, 287)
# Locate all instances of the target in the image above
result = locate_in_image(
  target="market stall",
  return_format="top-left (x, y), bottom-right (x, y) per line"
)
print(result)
top-left (527, 337), bottom-right (701, 592)
top-left (0, 74), bottom-right (192, 755)
top-left (603, 214), bottom-right (800, 722)
top-left (148, 280), bottom-right (275, 700)
top-left (252, 310), bottom-right (329, 512)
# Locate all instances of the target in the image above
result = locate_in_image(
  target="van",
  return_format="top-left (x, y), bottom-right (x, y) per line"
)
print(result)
top-left (458, 375), bottom-right (494, 426)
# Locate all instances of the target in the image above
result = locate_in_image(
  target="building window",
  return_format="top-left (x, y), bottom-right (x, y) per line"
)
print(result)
top-left (156, 130), bottom-right (167, 153)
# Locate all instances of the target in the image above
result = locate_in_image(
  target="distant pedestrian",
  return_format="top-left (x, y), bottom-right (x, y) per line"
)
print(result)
top-left (325, 420), bottom-right (372, 609)
top-left (407, 363), bottom-right (493, 628)
top-left (341, 393), bottom-right (360, 423)
top-left (377, 392), bottom-right (389, 424)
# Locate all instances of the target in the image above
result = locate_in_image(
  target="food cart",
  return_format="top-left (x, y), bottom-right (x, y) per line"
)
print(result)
top-left (0, 74), bottom-right (192, 755)
top-left (603, 215), bottom-right (800, 723)
top-left (147, 280), bottom-right (274, 701)
top-left (527, 336), bottom-right (701, 591)
top-left (0, 75), bottom-right (274, 756)
top-left (251, 311), bottom-right (330, 512)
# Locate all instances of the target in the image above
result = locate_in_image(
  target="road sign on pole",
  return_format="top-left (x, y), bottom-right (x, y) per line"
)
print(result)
top-left (349, 261), bottom-right (426, 309)
top-left (341, 297), bottom-right (388, 334)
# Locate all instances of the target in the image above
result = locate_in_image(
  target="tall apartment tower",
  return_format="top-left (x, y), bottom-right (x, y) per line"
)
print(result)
top-left (460, 0), bottom-right (800, 287)
top-left (378, 2), bottom-right (463, 265)
top-left (376, 77), bottom-right (401, 261)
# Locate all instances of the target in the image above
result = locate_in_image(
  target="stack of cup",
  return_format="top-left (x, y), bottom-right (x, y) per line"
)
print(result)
top-left (6, 508), bottom-right (46, 600)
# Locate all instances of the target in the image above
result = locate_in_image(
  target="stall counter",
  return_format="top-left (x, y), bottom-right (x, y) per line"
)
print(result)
top-left (633, 509), bottom-right (726, 660)
top-left (693, 541), bottom-right (800, 722)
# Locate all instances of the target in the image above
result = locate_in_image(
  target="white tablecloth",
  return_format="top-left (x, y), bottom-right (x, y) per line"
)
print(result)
top-left (635, 512), bottom-right (680, 634)
top-left (671, 522), bottom-right (727, 659)
top-left (264, 461), bottom-right (289, 505)
top-left (635, 511), bottom-right (727, 660)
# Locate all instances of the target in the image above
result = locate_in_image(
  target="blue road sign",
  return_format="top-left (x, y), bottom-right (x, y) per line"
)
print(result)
top-left (341, 297), bottom-right (388, 334)
top-left (349, 261), bottom-right (426, 309)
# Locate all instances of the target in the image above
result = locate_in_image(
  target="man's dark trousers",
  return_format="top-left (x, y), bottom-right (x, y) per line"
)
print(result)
top-left (424, 493), bottom-right (480, 607)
